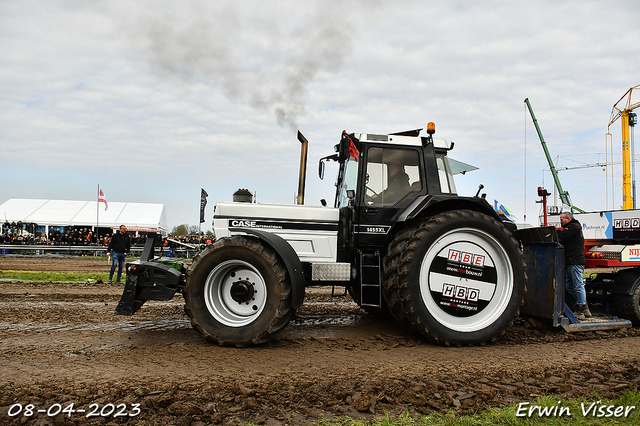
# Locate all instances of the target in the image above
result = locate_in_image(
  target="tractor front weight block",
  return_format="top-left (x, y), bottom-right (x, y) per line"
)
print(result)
top-left (114, 261), bottom-right (184, 316)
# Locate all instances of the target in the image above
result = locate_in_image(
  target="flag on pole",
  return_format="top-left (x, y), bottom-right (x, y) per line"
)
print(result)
top-left (342, 131), bottom-right (359, 161)
top-left (494, 199), bottom-right (517, 222)
top-left (200, 188), bottom-right (208, 223)
top-left (98, 187), bottom-right (108, 210)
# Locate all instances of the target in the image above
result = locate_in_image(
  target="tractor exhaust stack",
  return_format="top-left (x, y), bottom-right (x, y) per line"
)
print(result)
top-left (297, 131), bottom-right (309, 205)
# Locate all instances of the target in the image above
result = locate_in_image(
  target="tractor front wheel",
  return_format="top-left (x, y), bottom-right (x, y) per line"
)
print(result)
top-left (184, 236), bottom-right (294, 346)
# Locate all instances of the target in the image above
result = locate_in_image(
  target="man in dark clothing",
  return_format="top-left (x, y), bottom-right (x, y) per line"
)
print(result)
top-left (386, 163), bottom-right (410, 196)
top-left (370, 161), bottom-right (411, 205)
top-left (558, 211), bottom-right (591, 319)
top-left (107, 225), bottom-right (131, 283)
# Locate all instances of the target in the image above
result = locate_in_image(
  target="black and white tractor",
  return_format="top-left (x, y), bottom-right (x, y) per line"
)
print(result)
top-left (116, 123), bottom-right (527, 346)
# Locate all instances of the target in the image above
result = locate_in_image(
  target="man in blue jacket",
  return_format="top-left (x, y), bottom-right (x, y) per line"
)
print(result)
top-left (558, 212), bottom-right (592, 319)
top-left (107, 225), bottom-right (131, 283)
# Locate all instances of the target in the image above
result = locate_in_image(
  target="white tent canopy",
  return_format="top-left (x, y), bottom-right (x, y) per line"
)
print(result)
top-left (1, 198), bottom-right (167, 231)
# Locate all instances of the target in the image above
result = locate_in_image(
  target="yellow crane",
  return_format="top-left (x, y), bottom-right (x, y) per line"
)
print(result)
top-left (608, 85), bottom-right (640, 209)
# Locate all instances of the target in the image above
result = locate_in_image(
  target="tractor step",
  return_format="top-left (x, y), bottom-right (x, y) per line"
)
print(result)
top-left (359, 251), bottom-right (382, 308)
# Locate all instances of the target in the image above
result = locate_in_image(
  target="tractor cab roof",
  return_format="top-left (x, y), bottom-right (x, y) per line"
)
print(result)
top-left (353, 133), bottom-right (454, 150)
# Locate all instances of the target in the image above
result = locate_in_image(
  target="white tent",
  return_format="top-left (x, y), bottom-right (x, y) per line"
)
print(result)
top-left (0, 198), bottom-right (167, 232)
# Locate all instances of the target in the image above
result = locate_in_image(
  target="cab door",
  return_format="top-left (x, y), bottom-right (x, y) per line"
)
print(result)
top-left (356, 145), bottom-right (424, 248)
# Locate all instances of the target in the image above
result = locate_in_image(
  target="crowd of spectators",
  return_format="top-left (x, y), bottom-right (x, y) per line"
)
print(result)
top-left (1, 222), bottom-right (109, 246)
top-left (166, 235), bottom-right (213, 246)
top-left (1, 221), bottom-right (40, 244)
top-left (3, 221), bottom-right (24, 236)
top-left (47, 227), bottom-right (99, 245)
top-left (0, 232), bottom-right (45, 245)
top-left (1, 221), bottom-right (215, 250)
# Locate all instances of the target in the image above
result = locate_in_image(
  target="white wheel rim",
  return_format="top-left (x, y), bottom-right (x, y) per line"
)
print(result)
top-left (204, 260), bottom-right (267, 327)
top-left (419, 227), bottom-right (514, 332)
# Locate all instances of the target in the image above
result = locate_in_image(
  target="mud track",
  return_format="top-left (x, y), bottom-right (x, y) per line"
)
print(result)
top-left (1, 255), bottom-right (640, 425)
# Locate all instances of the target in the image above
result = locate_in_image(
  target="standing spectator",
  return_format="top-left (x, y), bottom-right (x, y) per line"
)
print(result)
top-left (558, 211), bottom-right (591, 319)
top-left (107, 225), bottom-right (131, 284)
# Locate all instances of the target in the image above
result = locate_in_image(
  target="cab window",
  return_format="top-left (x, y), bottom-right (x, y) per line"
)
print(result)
top-left (365, 147), bottom-right (422, 206)
top-left (336, 156), bottom-right (359, 208)
top-left (436, 153), bottom-right (457, 194)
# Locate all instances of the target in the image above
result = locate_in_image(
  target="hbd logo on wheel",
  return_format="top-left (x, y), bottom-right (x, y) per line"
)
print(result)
top-left (442, 283), bottom-right (480, 302)
top-left (448, 249), bottom-right (485, 267)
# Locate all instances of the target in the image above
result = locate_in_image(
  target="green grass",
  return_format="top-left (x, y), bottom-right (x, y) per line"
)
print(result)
top-left (311, 392), bottom-right (640, 426)
top-left (0, 270), bottom-right (110, 282)
top-left (0, 257), bottom-right (186, 282)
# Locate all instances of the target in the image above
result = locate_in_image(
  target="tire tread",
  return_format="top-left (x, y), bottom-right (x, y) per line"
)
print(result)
top-left (382, 210), bottom-right (526, 346)
top-left (184, 236), bottom-right (294, 347)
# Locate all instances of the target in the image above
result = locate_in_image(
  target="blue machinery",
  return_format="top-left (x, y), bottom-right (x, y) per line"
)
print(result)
top-left (516, 227), bottom-right (632, 332)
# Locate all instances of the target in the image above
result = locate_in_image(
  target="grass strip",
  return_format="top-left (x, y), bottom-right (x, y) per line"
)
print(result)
top-left (313, 391), bottom-right (640, 426)
top-left (0, 270), bottom-right (110, 282)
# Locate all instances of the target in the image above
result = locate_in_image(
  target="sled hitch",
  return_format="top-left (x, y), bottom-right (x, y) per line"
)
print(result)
top-left (517, 227), bottom-right (633, 333)
top-left (114, 233), bottom-right (186, 316)
top-left (560, 304), bottom-right (632, 332)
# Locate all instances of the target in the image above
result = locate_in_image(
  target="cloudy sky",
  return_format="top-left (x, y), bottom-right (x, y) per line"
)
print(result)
top-left (1, 0), bottom-right (639, 231)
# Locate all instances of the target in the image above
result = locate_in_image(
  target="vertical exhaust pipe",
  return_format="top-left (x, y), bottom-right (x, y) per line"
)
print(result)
top-left (297, 131), bottom-right (309, 205)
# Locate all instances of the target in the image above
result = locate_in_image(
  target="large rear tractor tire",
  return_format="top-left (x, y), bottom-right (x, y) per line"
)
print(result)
top-left (383, 210), bottom-right (526, 345)
top-left (613, 269), bottom-right (640, 326)
top-left (184, 236), bottom-right (295, 346)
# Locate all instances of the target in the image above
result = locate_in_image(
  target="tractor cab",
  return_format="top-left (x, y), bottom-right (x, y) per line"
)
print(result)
top-left (319, 124), bottom-right (459, 250)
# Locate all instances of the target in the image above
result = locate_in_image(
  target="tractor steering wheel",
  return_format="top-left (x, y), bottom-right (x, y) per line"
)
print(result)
top-left (365, 186), bottom-right (379, 205)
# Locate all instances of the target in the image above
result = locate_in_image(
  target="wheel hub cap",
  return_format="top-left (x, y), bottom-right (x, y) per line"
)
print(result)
top-left (230, 280), bottom-right (255, 304)
top-left (204, 260), bottom-right (268, 327)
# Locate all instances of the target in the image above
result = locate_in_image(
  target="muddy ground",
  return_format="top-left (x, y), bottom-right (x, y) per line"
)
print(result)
top-left (1, 255), bottom-right (640, 425)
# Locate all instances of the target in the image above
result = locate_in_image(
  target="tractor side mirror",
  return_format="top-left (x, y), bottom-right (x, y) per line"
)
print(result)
top-left (318, 154), bottom-right (338, 180)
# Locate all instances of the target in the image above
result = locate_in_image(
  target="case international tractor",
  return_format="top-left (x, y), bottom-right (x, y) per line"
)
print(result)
top-left (115, 123), bottom-right (633, 346)
top-left (115, 123), bottom-right (536, 346)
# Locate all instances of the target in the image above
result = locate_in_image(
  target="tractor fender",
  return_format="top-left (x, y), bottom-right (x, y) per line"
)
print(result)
top-left (238, 228), bottom-right (306, 309)
top-left (391, 195), bottom-right (516, 247)
top-left (396, 194), bottom-right (501, 223)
